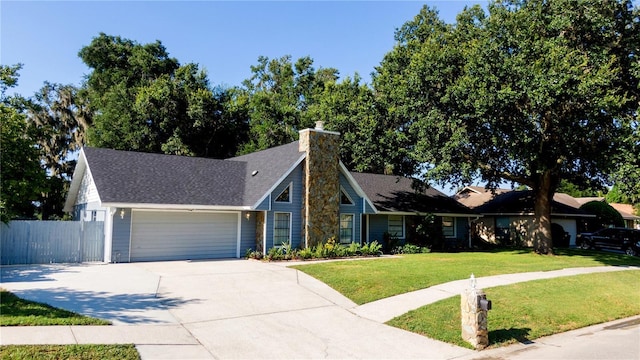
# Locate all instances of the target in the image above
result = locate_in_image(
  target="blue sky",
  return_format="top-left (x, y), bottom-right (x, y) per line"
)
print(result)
top-left (2, 1), bottom-right (485, 97)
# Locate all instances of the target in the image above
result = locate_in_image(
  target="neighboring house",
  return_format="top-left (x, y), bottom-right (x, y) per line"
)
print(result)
top-left (454, 187), bottom-right (594, 247)
top-left (574, 197), bottom-right (640, 230)
top-left (64, 123), bottom-right (474, 263)
top-left (609, 203), bottom-right (640, 230)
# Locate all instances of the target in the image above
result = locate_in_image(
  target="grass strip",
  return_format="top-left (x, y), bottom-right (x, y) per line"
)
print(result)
top-left (293, 249), bottom-right (640, 304)
top-left (0, 344), bottom-right (139, 360)
top-left (0, 289), bottom-right (110, 326)
top-left (387, 271), bottom-right (640, 349)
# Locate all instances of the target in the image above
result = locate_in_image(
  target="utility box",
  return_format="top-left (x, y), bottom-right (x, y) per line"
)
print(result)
top-left (461, 274), bottom-right (491, 350)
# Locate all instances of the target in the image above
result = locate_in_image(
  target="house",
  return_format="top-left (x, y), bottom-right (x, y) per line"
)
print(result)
top-left (609, 203), bottom-right (640, 230)
top-left (454, 187), bottom-right (595, 247)
top-left (575, 197), bottom-right (640, 230)
top-left (64, 123), bottom-right (475, 263)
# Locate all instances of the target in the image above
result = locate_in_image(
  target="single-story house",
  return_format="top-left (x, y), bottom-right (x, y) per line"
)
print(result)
top-left (454, 186), bottom-right (595, 247)
top-left (609, 203), bottom-right (640, 230)
top-left (64, 123), bottom-right (475, 263)
top-left (575, 197), bottom-right (640, 230)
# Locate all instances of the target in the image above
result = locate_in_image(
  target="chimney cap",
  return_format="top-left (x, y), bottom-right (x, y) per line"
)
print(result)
top-left (315, 121), bottom-right (325, 130)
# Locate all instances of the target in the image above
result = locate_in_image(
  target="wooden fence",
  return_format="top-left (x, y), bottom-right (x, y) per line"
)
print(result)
top-left (1, 221), bottom-right (104, 265)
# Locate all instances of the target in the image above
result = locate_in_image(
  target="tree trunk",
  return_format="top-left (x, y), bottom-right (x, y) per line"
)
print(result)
top-left (533, 171), bottom-right (555, 254)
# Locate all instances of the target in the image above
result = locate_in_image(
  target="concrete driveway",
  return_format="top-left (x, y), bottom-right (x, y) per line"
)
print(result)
top-left (0, 260), bottom-right (472, 359)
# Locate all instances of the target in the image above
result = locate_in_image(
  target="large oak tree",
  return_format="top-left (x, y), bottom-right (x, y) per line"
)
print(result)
top-left (374, 0), bottom-right (639, 253)
top-left (79, 33), bottom-right (245, 158)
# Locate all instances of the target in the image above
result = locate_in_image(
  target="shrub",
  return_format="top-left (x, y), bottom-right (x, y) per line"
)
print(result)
top-left (347, 242), bottom-right (361, 256)
top-left (391, 243), bottom-right (431, 254)
top-left (580, 200), bottom-right (625, 230)
top-left (245, 249), bottom-right (264, 260)
top-left (383, 232), bottom-right (401, 253)
top-left (266, 246), bottom-right (284, 261)
top-left (297, 247), bottom-right (314, 260)
top-left (361, 241), bottom-right (382, 256)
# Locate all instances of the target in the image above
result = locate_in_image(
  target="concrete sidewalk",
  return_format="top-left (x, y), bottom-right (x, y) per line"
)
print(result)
top-left (351, 265), bottom-right (640, 323)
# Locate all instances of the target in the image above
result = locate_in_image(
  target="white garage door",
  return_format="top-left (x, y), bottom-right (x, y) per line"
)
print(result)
top-left (131, 211), bottom-right (238, 262)
top-left (552, 219), bottom-right (577, 246)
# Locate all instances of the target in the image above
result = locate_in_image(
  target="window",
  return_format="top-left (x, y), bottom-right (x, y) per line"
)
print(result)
top-left (388, 215), bottom-right (404, 238)
top-left (442, 216), bottom-right (455, 237)
top-left (274, 212), bottom-right (291, 246)
top-left (275, 183), bottom-right (291, 203)
top-left (340, 214), bottom-right (354, 244)
top-left (340, 187), bottom-right (354, 205)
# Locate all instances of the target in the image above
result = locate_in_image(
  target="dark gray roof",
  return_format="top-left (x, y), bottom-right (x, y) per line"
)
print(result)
top-left (83, 142), bottom-right (304, 208)
top-left (84, 147), bottom-right (247, 206)
top-left (349, 172), bottom-right (475, 214)
top-left (475, 190), bottom-right (591, 216)
top-left (227, 141), bottom-right (305, 206)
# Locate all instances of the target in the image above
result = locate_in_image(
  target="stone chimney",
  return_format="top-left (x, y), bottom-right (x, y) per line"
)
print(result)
top-left (299, 122), bottom-right (341, 248)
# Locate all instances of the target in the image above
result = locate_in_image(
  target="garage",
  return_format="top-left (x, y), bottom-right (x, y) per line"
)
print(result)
top-left (552, 219), bottom-right (577, 247)
top-left (130, 211), bottom-right (239, 262)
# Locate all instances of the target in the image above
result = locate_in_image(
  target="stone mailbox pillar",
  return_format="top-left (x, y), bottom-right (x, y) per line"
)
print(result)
top-left (461, 274), bottom-right (490, 350)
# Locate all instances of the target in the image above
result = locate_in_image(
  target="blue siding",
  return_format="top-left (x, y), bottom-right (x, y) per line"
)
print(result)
top-left (112, 208), bottom-right (132, 262)
top-left (254, 196), bottom-right (270, 211)
top-left (455, 217), bottom-right (469, 243)
top-left (363, 201), bottom-right (376, 214)
top-left (368, 215), bottom-right (388, 244)
top-left (240, 211), bottom-right (257, 253)
top-left (339, 173), bottom-right (363, 243)
top-left (265, 164), bottom-right (303, 251)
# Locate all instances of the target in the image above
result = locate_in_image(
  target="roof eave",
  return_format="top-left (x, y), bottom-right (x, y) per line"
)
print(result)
top-left (101, 203), bottom-right (251, 211)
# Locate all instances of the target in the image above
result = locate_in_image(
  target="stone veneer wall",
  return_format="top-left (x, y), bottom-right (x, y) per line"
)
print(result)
top-left (255, 212), bottom-right (265, 252)
top-left (299, 128), bottom-right (340, 248)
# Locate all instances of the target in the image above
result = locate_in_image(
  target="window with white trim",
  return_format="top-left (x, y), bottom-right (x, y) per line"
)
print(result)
top-left (340, 214), bottom-right (354, 244)
top-left (275, 183), bottom-right (291, 203)
top-left (388, 215), bottom-right (404, 238)
top-left (340, 187), bottom-right (354, 205)
top-left (274, 212), bottom-right (291, 246)
top-left (442, 216), bottom-right (455, 237)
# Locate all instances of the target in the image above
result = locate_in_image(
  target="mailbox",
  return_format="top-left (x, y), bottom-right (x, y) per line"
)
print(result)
top-left (478, 295), bottom-right (491, 311)
top-left (479, 298), bottom-right (492, 311)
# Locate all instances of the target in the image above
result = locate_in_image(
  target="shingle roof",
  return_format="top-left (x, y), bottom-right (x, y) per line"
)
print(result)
top-left (454, 187), bottom-right (512, 209)
top-left (349, 172), bottom-right (475, 214)
top-left (82, 143), bottom-right (305, 208)
top-left (474, 190), bottom-right (591, 216)
top-left (83, 147), bottom-right (247, 206)
top-left (227, 141), bottom-right (305, 206)
top-left (80, 144), bottom-right (475, 215)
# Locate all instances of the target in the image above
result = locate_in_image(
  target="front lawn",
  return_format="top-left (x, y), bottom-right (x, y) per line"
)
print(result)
top-left (0, 344), bottom-right (140, 360)
top-left (388, 271), bottom-right (640, 349)
top-left (292, 248), bottom-right (640, 304)
top-left (0, 289), bottom-right (110, 326)
top-left (0, 290), bottom-right (138, 359)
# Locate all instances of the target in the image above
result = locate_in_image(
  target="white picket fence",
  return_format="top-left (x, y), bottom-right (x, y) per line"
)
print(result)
top-left (1, 221), bottom-right (104, 265)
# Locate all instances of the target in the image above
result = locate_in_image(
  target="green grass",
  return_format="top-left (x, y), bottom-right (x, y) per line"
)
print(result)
top-left (387, 271), bottom-right (640, 349)
top-left (0, 289), bottom-right (110, 326)
top-left (0, 344), bottom-right (140, 360)
top-left (0, 291), bottom-right (137, 359)
top-left (292, 248), bottom-right (640, 304)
